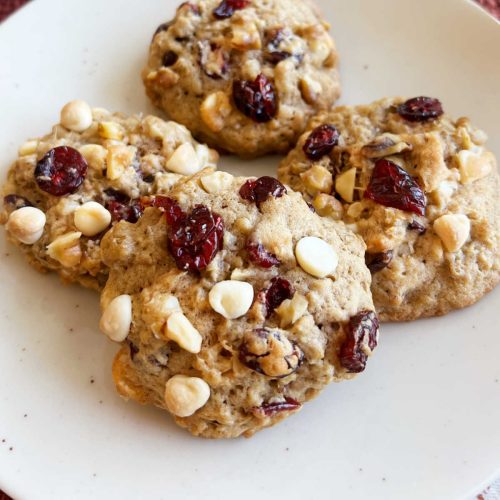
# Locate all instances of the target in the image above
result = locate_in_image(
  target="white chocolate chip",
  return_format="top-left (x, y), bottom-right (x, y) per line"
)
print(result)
top-left (200, 91), bottom-right (232, 133)
top-left (433, 214), bottom-right (471, 253)
top-left (164, 375), bottom-right (210, 417)
top-left (6, 207), bottom-right (46, 245)
top-left (106, 145), bottom-right (137, 180)
top-left (275, 293), bottom-right (308, 328)
top-left (18, 140), bottom-right (38, 156)
top-left (74, 201), bottom-right (111, 236)
top-left (208, 280), bottom-right (254, 319)
top-left (200, 171), bottom-right (234, 193)
top-left (456, 150), bottom-right (494, 184)
top-left (79, 144), bottom-right (107, 171)
top-left (98, 121), bottom-right (124, 140)
top-left (295, 236), bottom-right (338, 278)
top-left (60, 100), bottom-right (93, 132)
top-left (335, 167), bottom-right (357, 203)
top-left (46, 231), bottom-right (82, 267)
top-left (165, 312), bottom-right (202, 353)
top-left (300, 165), bottom-right (333, 196)
top-left (143, 293), bottom-right (181, 337)
top-left (99, 295), bottom-right (132, 342)
top-left (195, 144), bottom-right (218, 169)
top-left (166, 143), bottom-right (202, 175)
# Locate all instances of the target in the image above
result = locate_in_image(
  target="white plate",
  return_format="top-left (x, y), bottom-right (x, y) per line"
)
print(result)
top-left (0, 0), bottom-right (499, 498)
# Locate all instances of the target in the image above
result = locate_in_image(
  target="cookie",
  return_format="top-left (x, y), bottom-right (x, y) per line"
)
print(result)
top-left (142, 0), bottom-right (340, 158)
top-left (0, 100), bottom-right (219, 290)
top-left (278, 97), bottom-right (500, 321)
top-left (99, 169), bottom-right (378, 438)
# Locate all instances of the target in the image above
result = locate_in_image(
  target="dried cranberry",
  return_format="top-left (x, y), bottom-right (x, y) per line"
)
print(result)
top-left (167, 205), bottom-right (224, 272)
top-left (162, 50), bottom-right (179, 67)
top-left (397, 97), bottom-right (444, 123)
top-left (303, 124), bottom-right (340, 160)
top-left (265, 28), bottom-right (291, 64)
top-left (35, 146), bottom-right (88, 196)
top-left (233, 74), bottom-right (278, 123)
top-left (408, 220), bottom-right (427, 234)
top-left (106, 199), bottom-right (143, 224)
top-left (239, 176), bottom-right (286, 207)
top-left (261, 277), bottom-right (294, 318)
top-left (266, 51), bottom-right (291, 64)
top-left (142, 174), bottom-right (155, 183)
top-left (199, 41), bottom-right (228, 79)
top-left (364, 159), bottom-right (426, 216)
top-left (142, 195), bottom-right (184, 225)
top-left (213, 0), bottom-right (250, 19)
top-left (247, 243), bottom-right (280, 268)
top-left (3, 194), bottom-right (33, 212)
top-left (253, 397), bottom-right (301, 417)
top-left (339, 311), bottom-right (379, 373)
top-left (239, 328), bottom-right (303, 378)
top-left (365, 250), bottom-right (393, 273)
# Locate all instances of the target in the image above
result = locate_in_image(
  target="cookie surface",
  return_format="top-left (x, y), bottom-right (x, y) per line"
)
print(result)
top-left (142, 0), bottom-right (340, 158)
top-left (100, 170), bottom-right (378, 438)
top-left (0, 100), bottom-right (218, 289)
top-left (278, 97), bottom-right (500, 321)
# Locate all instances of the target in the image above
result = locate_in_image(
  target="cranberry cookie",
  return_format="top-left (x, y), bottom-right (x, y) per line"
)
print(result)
top-left (142, 0), bottom-right (340, 158)
top-left (99, 169), bottom-right (378, 438)
top-left (278, 97), bottom-right (500, 321)
top-left (0, 100), bottom-right (218, 290)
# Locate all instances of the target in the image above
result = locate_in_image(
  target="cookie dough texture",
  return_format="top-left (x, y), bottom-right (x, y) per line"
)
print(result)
top-left (101, 169), bottom-right (376, 438)
top-left (0, 101), bottom-right (218, 290)
top-left (278, 97), bottom-right (500, 321)
top-left (142, 0), bottom-right (340, 157)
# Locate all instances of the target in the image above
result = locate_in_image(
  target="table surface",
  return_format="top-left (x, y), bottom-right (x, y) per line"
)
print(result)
top-left (0, 1), bottom-right (498, 499)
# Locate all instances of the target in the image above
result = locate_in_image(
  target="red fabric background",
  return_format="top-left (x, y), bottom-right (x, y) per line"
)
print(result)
top-left (0, 0), bottom-right (498, 499)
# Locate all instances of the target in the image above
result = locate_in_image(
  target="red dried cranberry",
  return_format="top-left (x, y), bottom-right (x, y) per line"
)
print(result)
top-left (265, 28), bottom-right (291, 64)
top-left (397, 97), bottom-right (444, 122)
top-left (261, 277), bottom-right (294, 318)
top-left (167, 205), bottom-right (224, 272)
top-left (106, 199), bottom-right (143, 224)
top-left (239, 176), bottom-right (286, 207)
top-left (35, 146), bottom-right (88, 196)
top-left (3, 194), bottom-right (33, 212)
top-left (364, 159), bottom-right (426, 216)
top-left (408, 220), bottom-right (427, 234)
top-left (339, 311), bottom-right (379, 373)
top-left (233, 74), bottom-right (278, 123)
top-left (365, 250), bottom-right (393, 273)
top-left (303, 124), bottom-right (340, 160)
top-left (247, 243), bottom-right (281, 268)
top-left (266, 51), bottom-right (291, 64)
top-left (162, 50), bottom-right (179, 67)
top-left (213, 0), bottom-right (250, 19)
top-left (142, 195), bottom-right (185, 225)
top-left (253, 397), bottom-right (301, 417)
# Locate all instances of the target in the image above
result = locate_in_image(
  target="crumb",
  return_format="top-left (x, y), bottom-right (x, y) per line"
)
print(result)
top-left (75, 304), bottom-right (80, 309)
top-left (99, 400), bottom-right (103, 404)
top-left (90, 378), bottom-right (95, 384)
top-left (285, 447), bottom-right (289, 451)
top-left (93, 473), bottom-right (96, 477)
top-left (21, 348), bottom-right (26, 352)
top-left (382, 477), bottom-right (386, 482)
top-left (9, 447), bottom-right (13, 451)
top-left (23, 414), bottom-right (28, 418)
top-left (68, 327), bottom-right (74, 333)
top-left (4, 253), bottom-right (10, 257)
top-left (363, 64), bottom-right (369, 70)
top-left (359, 468), bottom-right (363, 472)
top-left (1, 439), bottom-right (5, 443)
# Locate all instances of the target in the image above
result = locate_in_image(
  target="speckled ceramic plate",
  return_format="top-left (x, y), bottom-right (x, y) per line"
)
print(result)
top-left (0, 0), bottom-right (499, 499)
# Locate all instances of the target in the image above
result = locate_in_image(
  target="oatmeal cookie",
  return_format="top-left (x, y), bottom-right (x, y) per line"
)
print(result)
top-left (142, 0), bottom-right (340, 158)
top-left (0, 100), bottom-right (218, 289)
top-left (278, 97), bottom-right (500, 321)
top-left (99, 169), bottom-right (377, 438)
